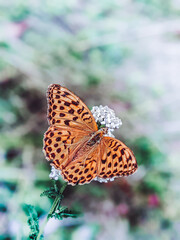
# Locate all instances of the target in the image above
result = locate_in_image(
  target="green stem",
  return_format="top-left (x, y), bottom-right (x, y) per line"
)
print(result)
top-left (36, 182), bottom-right (68, 240)
top-left (36, 217), bottom-right (49, 240)
top-left (60, 182), bottom-right (68, 195)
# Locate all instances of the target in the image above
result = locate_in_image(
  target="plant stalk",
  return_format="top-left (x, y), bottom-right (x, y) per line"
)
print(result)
top-left (36, 182), bottom-right (68, 240)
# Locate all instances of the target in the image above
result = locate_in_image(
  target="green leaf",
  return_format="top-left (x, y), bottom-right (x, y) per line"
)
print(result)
top-left (40, 186), bottom-right (58, 199)
top-left (23, 204), bottom-right (42, 240)
top-left (52, 206), bottom-right (81, 220)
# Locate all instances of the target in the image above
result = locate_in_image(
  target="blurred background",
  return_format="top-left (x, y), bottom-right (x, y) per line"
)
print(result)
top-left (0, 0), bottom-right (180, 239)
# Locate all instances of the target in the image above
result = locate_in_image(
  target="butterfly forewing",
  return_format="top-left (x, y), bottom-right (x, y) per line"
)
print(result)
top-left (47, 84), bottom-right (98, 131)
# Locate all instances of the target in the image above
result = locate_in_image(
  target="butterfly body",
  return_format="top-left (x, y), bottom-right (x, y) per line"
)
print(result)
top-left (61, 128), bottom-right (107, 169)
top-left (43, 84), bottom-right (138, 185)
top-left (87, 127), bottom-right (108, 146)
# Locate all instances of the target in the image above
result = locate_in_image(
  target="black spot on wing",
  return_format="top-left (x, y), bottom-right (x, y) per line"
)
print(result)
top-left (82, 112), bottom-right (89, 118)
top-left (64, 120), bottom-right (70, 126)
top-left (68, 109), bottom-right (74, 114)
top-left (64, 102), bottom-right (70, 106)
top-left (121, 148), bottom-right (125, 155)
top-left (72, 100), bottom-right (79, 106)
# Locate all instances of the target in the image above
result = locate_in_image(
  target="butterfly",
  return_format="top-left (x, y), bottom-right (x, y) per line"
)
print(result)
top-left (43, 84), bottom-right (138, 185)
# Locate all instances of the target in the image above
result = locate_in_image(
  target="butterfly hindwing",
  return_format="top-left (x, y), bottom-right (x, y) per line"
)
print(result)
top-left (61, 146), bottom-right (99, 185)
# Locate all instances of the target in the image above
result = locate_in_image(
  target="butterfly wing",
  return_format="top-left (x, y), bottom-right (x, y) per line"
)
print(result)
top-left (44, 84), bottom-right (98, 176)
top-left (60, 145), bottom-right (100, 185)
top-left (97, 137), bottom-right (137, 181)
top-left (43, 126), bottom-right (90, 170)
top-left (47, 84), bottom-right (98, 131)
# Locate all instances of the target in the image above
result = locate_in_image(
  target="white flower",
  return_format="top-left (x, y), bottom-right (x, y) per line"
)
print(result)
top-left (91, 105), bottom-right (122, 138)
top-left (49, 166), bottom-right (61, 180)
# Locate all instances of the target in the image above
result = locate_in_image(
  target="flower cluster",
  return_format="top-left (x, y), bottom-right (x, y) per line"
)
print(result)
top-left (49, 105), bottom-right (122, 182)
top-left (49, 166), bottom-right (61, 180)
top-left (91, 105), bottom-right (122, 137)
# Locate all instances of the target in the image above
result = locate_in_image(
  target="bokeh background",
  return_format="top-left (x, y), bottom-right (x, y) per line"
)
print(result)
top-left (0, 1), bottom-right (180, 239)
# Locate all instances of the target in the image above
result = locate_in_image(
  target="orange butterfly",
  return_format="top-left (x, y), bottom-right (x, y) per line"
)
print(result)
top-left (43, 84), bottom-right (138, 185)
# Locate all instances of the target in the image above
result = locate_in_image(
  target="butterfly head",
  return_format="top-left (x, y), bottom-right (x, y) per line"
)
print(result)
top-left (97, 127), bottom-right (108, 136)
